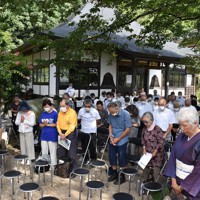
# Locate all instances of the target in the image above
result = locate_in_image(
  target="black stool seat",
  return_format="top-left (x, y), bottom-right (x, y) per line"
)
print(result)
top-left (122, 168), bottom-right (138, 175)
top-left (15, 154), bottom-right (28, 160)
top-left (143, 182), bottom-right (163, 191)
top-left (39, 197), bottom-right (59, 200)
top-left (73, 168), bottom-right (89, 175)
top-left (113, 192), bottom-right (134, 200)
top-left (0, 150), bottom-right (8, 155)
top-left (34, 160), bottom-right (49, 166)
top-left (126, 154), bottom-right (140, 162)
top-left (90, 160), bottom-right (105, 166)
top-left (4, 170), bottom-right (21, 178)
top-left (86, 181), bottom-right (104, 189)
top-left (20, 182), bottom-right (40, 192)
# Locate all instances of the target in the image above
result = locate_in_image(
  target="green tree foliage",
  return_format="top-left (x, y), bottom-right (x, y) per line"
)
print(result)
top-left (51, 0), bottom-right (200, 70)
top-left (0, 0), bottom-right (83, 101)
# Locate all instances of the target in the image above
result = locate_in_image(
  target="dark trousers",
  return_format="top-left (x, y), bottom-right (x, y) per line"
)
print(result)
top-left (59, 130), bottom-right (78, 173)
top-left (80, 132), bottom-right (97, 161)
top-left (97, 127), bottom-right (109, 148)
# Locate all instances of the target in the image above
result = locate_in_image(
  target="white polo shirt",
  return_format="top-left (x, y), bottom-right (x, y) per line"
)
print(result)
top-left (153, 108), bottom-right (175, 132)
top-left (66, 87), bottom-right (75, 97)
top-left (78, 107), bottom-right (101, 133)
top-left (136, 101), bottom-right (153, 118)
top-left (176, 97), bottom-right (185, 107)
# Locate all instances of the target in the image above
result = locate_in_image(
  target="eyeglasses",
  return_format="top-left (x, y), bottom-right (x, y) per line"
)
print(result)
top-left (143, 120), bottom-right (150, 125)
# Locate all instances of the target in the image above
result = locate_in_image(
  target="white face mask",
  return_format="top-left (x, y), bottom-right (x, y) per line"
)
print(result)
top-left (154, 105), bottom-right (158, 110)
top-left (174, 108), bottom-right (180, 112)
top-left (85, 107), bottom-right (91, 112)
top-left (159, 106), bottom-right (165, 111)
top-left (60, 107), bottom-right (67, 113)
top-left (107, 97), bottom-right (112, 101)
top-left (112, 113), bottom-right (118, 116)
top-left (44, 107), bottom-right (51, 113)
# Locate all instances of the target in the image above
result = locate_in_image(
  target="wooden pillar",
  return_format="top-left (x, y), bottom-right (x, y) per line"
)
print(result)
top-left (164, 63), bottom-right (169, 99)
top-left (131, 57), bottom-right (136, 92)
top-left (56, 66), bottom-right (60, 96)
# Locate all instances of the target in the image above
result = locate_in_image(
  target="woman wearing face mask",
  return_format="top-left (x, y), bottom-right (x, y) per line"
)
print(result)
top-left (141, 112), bottom-right (165, 182)
top-left (39, 99), bottom-right (58, 168)
top-left (15, 101), bottom-right (36, 165)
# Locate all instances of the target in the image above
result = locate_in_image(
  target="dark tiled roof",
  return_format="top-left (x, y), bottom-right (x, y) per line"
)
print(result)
top-left (49, 2), bottom-right (193, 59)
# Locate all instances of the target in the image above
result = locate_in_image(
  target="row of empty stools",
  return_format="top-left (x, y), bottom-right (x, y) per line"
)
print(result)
top-left (0, 148), bottom-right (164, 200)
top-left (0, 149), bottom-right (58, 200)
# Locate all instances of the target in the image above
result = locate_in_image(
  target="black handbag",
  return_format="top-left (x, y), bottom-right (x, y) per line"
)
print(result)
top-left (54, 161), bottom-right (71, 178)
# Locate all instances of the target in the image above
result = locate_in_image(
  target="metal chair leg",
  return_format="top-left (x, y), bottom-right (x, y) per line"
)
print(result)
top-left (147, 190), bottom-right (150, 200)
top-left (99, 189), bottom-right (102, 200)
top-left (10, 178), bottom-right (14, 200)
top-left (86, 188), bottom-right (90, 200)
top-left (68, 172), bottom-right (72, 197)
top-left (30, 192), bottom-right (33, 200)
top-left (128, 175), bottom-right (131, 193)
top-left (105, 164), bottom-right (109, 188)
top-left (118, 171), bottom-right (121, 192)
top-left (51, 165), bottom-right (53, 187)
top-left (43, 167), bottom-right (45, 183)
top-left (79, 176), bottom-right (83, 200)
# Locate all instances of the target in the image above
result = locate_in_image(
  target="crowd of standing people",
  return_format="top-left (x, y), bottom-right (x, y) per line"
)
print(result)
top-left (1, 86), bottom-right (200, 199)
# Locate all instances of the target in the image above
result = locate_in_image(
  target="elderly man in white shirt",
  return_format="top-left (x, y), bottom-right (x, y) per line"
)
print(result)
top-left (182, 99), bottom-right (197, 111)
top-left (136, 94), bottom-right (153, 118)
top-left (66, 83), bottom-right (75, 98)
top-left (153, 98), bottom-right (175, 140)
top-left (78, 99), bottom-right (101, 165)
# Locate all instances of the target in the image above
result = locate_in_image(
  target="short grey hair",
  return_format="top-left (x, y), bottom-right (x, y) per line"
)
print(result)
top-left (173, 100), bottom-right (180, 107)
top-left (178, 107), bottom-right (199, 125)
top-left (142, 112), bottom-right (154, 121)
top-left (84, 99), bottom-right (92, 106)
top-left (62, 99), bottom-right (71, 105)
top-left (107, 102), bottom-right (118, 109)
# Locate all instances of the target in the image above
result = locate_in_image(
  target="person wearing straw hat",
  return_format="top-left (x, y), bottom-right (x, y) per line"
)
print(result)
top-left (15, 101), bottom-right (36, 165)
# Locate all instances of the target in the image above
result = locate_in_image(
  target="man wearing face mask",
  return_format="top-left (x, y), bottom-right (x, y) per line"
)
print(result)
top-left (107, 102), bottom-right (132, 185)
top-left (78, 99), bottom-right (101, 165)
top-left (135, 94), bottom-right (153, 118)
top-left (104, 92), bottom-right (114, 111)
top-left (57, 99), bottom-right (78, 175)
top-left (153, 98), bottom-right (175, 140)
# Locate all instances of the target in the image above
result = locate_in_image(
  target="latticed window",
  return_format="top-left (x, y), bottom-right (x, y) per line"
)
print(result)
top-left (59, 61), bottom-right (99, 89)
top-left (33, 66), bottom-right (49, 84)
